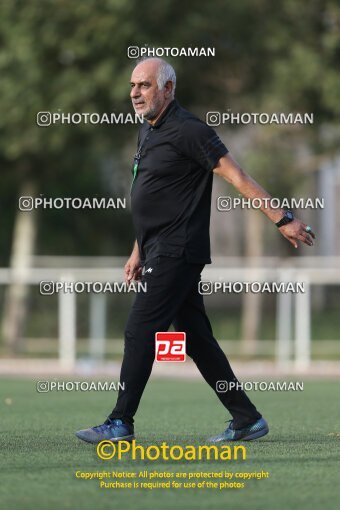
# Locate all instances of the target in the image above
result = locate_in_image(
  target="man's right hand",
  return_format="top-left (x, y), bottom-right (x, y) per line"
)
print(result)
top-left (124, 252), bottom-right (142, 283)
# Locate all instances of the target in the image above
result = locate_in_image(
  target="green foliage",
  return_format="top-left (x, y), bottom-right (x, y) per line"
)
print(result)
top-left (0, 0), bottom-right (339, 258)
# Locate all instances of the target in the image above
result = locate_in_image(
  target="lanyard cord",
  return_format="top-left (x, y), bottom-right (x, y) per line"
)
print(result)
top-left (131, 127), bottom-right (153, 189)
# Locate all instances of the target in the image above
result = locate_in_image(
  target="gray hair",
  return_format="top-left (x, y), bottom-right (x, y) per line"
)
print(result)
top-left (135, 57), bottom-right (176, 98)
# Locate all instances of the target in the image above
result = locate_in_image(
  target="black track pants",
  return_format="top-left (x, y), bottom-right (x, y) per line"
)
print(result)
top-left (109, 256), bottom-right (261, 429)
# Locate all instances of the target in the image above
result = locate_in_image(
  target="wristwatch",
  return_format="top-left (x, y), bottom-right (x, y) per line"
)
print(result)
top-left (275, 210), bottom-right (294, 228)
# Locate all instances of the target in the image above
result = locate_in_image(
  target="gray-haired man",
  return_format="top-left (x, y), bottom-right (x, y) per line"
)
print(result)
top-left (76, 58), bottom-right (315, 444)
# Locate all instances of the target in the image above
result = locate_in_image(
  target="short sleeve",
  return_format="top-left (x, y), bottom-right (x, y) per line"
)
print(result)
top-left (179, 118), bottom-right (228, 172)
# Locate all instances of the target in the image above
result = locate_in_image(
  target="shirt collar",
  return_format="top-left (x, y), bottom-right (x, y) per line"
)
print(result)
top-left (151, 99), bottom-right (178, 128)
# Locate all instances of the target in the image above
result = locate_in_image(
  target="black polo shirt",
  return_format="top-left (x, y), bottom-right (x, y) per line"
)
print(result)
top-left (130, 99), bottom-right (228, 265)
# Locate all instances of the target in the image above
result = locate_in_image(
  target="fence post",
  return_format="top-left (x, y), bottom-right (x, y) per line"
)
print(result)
top-left (89, 292), bottom-right (107, 362)
top-left (294, 277), bottom-right (311, 370)
top-left (276, 270), bottom-right (293, 367)
top-left (58, 274), bottom-right (76, 370)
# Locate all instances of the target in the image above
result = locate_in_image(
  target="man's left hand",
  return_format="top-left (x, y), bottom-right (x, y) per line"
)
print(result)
top-left (278, 219), bottom-right (316, 248)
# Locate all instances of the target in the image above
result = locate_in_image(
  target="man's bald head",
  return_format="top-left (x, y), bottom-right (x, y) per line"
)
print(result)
top-left (130, 58), bottom-right (176, 124)
top-left (134, 58), bottom-right (176, 96)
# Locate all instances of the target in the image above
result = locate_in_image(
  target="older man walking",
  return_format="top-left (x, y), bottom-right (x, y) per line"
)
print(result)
top-left (76, 57), bottom-right (315, 444)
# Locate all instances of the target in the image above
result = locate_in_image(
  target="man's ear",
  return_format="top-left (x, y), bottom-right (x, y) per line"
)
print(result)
top-left (164, 80), bottom-right (173, 98)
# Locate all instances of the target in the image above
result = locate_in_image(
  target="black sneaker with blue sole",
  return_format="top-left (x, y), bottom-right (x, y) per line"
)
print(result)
top-left (207, 417), bottom-right (269, 442)
top-left (75, 418), bottom-right (134, 444)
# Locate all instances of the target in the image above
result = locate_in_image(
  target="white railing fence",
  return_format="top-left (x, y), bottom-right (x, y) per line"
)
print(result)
top-left (0, 256), bottom-right (340, 371)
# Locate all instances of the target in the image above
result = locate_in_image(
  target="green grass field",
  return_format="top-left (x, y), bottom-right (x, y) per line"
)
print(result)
top-left (0, 377), bottom-right (339, 510)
